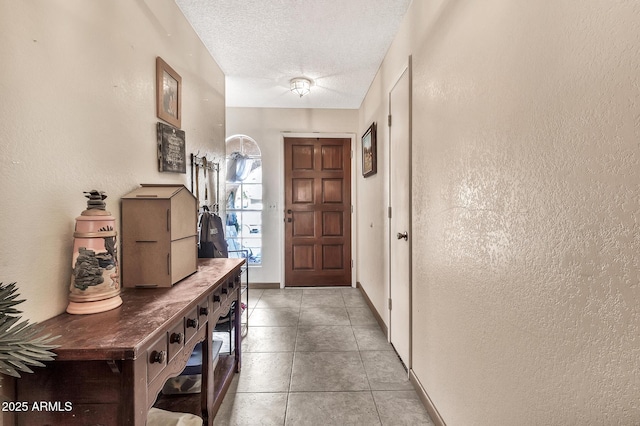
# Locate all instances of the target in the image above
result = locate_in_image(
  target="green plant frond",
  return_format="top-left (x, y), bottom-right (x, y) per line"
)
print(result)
top-left (0, 287), bottom-right (21, 300)
top-left (0, 321), bottom-right (48, 344)
top-left (0, 282), bottom-right (17, 292)
top-left (7, 358), bottom-right (35, 373)
top-left (0, 289), bottom-right (21, 301)
top-left (7, 319), bottom-right (33, 334)
top-left (0, 283), bottom-right (24, 315)
top-left (24, 345), bottom-right (58, 353)
top-left (11, 347), bottom-right (52, 359)
top-left (0, 283), bottom-right (60, 377)
top-left (0, 347), bottom-right (56, 360)
top-left (0, 283), bottom-right (18, 298)
top-left (0, 316), bottom-right (13, 328)
top-left (17, 353), bottom-right (55, 363)
top-left (0, 292), bottom-right (24, 304)
top-left (0, 360), bottom-right (21, 378)
top-left (0, 316), bottom-right (21, 334)
top-left (0, 319), bottom-right (35, 338)
top-left (0, 347), bottom-right (56, 377)
top-left (0, 302), bottom-right (24, 315)
top-left (21, 326), bottom-right (47, 338)
top-left (17, 345), bottom-right (57, 356)
top-left (0, 346), bottom-right (41, 353)
top-left (28, 334), bottom-right (60, 347)
top-left (0, 342), bottom-right (59, 352)
top-left (10, 351), bottom-right (47, 366)
top-left (0, 341), bottom-right (59, 357)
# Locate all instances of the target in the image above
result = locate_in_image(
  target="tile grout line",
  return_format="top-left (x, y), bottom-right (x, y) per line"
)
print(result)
top-left (347, 289), bottom-right (384, 426)
top-left (283, 295), bottom-right (302, 425)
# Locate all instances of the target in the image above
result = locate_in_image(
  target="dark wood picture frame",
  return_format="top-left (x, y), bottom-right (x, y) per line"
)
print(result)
top-left (156, 56), bottom-right (182, 129)
top-left (157, 122), bottom-right (186, 173)
top-left (362, 122), bottom-right (377, 177)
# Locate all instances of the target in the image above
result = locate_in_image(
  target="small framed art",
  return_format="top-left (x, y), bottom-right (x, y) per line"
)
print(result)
top-left (362, 122), bottom-right (377, 178)
top-left (157, 122), bottom-right (186, 173)
top-left (156, 56), bottom-right (182, 129)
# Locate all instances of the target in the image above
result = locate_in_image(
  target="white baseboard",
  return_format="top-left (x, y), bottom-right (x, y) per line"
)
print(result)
top-left (356, 282), bottom-right (387, 335)
top-left (409, 369), bottom-right (446, 426)
top-left (248, 282), bottom-right (280, 289)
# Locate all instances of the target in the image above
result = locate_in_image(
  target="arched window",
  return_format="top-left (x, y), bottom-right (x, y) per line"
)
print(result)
top-left (225, 135), bottom-right (262, 265)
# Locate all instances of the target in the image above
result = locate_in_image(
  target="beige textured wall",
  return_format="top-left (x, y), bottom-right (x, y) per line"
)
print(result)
top-left (411, 0), bottom-right (639, 424)
top-left (356, 91), bottom-right (391, 321)
top-left (226, 107), bottom-right (359, 284)
top-left (356, 3), bottom-right (415, 335)
top-left (0, 0), bottom-right (226, 322)
top-left (360, 0), bottom-right (640, 423)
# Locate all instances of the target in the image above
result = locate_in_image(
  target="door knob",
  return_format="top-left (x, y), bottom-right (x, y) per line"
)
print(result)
top-left (397, 232), bottom-right (408, 241)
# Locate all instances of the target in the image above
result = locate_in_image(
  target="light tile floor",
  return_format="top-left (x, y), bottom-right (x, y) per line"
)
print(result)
top-left (214, 287), bottom-right (434, 426)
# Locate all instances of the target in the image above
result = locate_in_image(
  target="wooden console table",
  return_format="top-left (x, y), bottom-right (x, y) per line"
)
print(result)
top-left (13, 258), bottom-right (244, 426)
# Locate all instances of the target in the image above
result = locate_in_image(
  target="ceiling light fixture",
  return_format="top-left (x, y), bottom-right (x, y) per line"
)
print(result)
top-left (290, 77), bottom-right (311, 97)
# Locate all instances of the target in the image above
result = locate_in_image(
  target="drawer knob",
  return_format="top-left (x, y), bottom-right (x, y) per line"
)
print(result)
top-left (186, 318), bottom-right (198, 328)
top-left (229, 282), bottom-right (234, 289)
top-left (221, 288), bottom-right (228, 294)
top-left (213, 295), bottom-right (220, 302)
top-left (170, 332), bottom-right (184, 344)
top-left (151, 350), bottom-right (166, 364)
top-left (200, 306), bottom-right (209, 316)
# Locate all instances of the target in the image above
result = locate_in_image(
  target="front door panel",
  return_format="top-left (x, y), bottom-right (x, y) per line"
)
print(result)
top-left (285, 138), bottom-right (351, 286)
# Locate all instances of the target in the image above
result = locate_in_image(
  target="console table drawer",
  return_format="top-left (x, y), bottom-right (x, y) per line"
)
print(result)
top-left (147, 334), bottom-right (168, 383)
top-left (184, 306), bottom-right (199, 342)
top-left (212, 289), bottom-right (222, 311)
top-left (219, 282), bottom-right (229, 301)
top-left (198, 296), bottom-right (209, 329)
top-left (167, 321), bottom-right (185, 362)
top-left (227, 277), bottom-right (236, 294)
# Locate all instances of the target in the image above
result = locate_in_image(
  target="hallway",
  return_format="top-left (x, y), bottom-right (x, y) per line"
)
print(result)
top-left (214, 287), bottom-right (434, 425)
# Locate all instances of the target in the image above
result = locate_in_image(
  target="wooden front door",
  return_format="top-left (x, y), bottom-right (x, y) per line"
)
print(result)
top-left (284, 137), bottom-right (352, 286)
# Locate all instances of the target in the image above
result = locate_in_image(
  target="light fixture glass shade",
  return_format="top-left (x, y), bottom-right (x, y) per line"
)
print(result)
top-left (290, 78), bottom-right (311, 97)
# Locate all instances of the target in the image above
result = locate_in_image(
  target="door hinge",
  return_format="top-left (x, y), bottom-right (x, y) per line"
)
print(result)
top-left (388, 298), bottom-right (392, 310)
top-left (351, 205), bottom-right (354, 214)
top-left (351, 149), bottom-right (353, 159)
top-left (351, 259), bottom-right (354, 268)
top-left (388, 114), bottom-right (392, 127)
top-left (388, 206), bottom-right (392, 218)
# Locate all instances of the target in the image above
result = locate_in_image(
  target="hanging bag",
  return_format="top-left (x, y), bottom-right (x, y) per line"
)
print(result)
top-left (198, 211), bottom-right (228, 258)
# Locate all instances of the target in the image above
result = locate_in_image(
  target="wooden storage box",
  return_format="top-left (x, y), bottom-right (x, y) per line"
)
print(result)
top-left (121, 184), bottom-right (197, 287)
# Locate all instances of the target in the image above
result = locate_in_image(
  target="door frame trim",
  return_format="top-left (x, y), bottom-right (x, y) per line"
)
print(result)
top-left (279, 132), bottom-right (357, 288)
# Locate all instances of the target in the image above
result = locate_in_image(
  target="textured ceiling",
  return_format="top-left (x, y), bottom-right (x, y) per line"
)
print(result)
top-left (175, 0), bottom-right (412, 109)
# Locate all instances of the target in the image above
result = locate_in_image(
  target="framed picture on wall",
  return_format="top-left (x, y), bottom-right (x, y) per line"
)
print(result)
top-left (156, 57), bottom-right (182, 129)
top-left (362, 122), bottom-right (377, 177)
top-left (157, 122), bottom-right (186, 173)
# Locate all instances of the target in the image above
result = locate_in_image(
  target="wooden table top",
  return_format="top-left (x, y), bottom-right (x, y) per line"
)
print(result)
top-left (37, 258), bottom-right (245, 361)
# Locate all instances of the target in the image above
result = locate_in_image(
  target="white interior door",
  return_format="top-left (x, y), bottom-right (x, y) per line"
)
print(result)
top-left (389, 65), bottom-right (411, 368)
